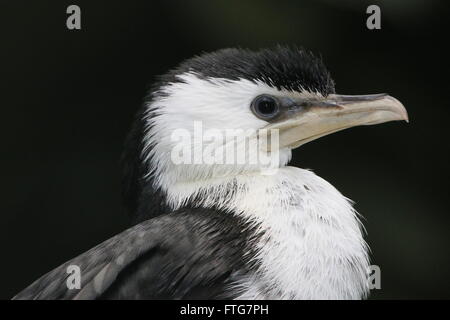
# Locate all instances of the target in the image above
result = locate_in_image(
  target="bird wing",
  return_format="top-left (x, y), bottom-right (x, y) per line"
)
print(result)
top-left (13, 208), bottom-right (256, 300)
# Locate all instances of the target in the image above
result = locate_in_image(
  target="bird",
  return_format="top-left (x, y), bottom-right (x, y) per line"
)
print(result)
top-left (13, 46), bottom-right (408, 300)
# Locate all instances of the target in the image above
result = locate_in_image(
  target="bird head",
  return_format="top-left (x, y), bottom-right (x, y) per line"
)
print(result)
top-left (122, 46), bottom-right (408, 221)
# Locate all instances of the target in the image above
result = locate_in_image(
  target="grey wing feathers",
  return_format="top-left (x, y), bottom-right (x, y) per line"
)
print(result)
top-left (13, 218), bottom-right (161, 300)
top-left (12, 208), bottom-right (257, 300)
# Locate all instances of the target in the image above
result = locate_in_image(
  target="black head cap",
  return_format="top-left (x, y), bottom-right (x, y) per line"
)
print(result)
top-left (157, 46), bottom-right (335, 96)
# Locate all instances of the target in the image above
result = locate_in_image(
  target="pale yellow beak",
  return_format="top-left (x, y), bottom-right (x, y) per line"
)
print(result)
top-left (265, 94), bottom-right (408, 150)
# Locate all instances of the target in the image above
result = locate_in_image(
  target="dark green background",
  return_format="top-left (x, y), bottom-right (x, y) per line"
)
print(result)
top-left (1, 0), bottom-right (449, 299)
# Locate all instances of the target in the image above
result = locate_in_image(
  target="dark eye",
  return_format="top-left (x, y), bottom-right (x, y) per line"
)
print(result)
top-left (251, 95), bottom-right (280, 120)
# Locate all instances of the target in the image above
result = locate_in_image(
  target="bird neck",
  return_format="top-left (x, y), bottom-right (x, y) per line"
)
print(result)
top-left (163, 166), bottom-right (371, 299)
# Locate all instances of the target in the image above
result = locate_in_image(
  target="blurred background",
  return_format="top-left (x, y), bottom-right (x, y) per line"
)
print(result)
top-left (1, 0), bottom-right (449, 299)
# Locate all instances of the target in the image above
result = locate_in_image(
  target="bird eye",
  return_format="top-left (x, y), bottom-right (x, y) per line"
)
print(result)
top-left (251, 95), bottom-right (280, 120)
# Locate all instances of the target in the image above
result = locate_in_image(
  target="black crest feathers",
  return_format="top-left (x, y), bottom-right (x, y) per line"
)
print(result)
top-left (157, 46), bottom-right (335, 96)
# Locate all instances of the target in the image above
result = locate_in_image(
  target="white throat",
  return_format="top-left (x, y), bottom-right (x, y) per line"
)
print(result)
top-left (163, 166), bottom-right (371, 300)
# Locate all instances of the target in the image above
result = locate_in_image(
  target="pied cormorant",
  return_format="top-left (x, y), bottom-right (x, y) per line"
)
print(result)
top-left (13, 47), bottom-right (408, 300)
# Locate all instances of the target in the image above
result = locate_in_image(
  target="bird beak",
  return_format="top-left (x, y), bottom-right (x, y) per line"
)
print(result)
top-left (264, 93), bottom-right (408, 150)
